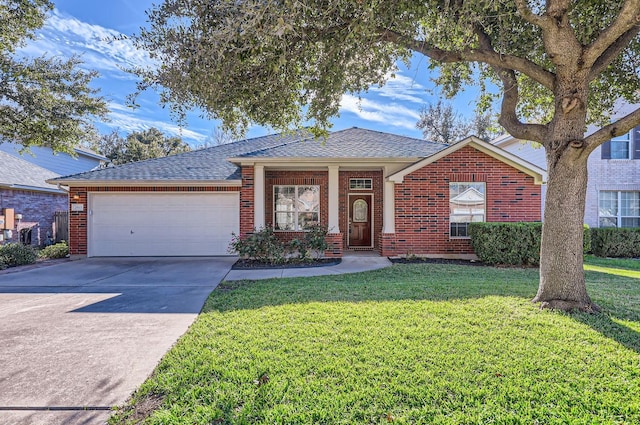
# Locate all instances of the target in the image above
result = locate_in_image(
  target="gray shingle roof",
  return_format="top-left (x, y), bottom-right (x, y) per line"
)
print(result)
top-left (50, 128), bottom-right (446, 183)
top-left (237, 128), bottom-right (445, 158)
top-left (50, 131), bottom-right (308, 183)
top-left (0, 151), bottom-right (64, 192)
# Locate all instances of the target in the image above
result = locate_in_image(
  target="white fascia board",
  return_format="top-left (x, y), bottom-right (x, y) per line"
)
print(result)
top-left (388, 136), bottom-right (547, 185)
top-left (45, 179), bottom-right (242, 187)
top-left (229, 157), bottom-right (419, 168)
top-left (489, 133), bottom-right (515, 146)
top-left (74, 149), bottom-right (108, 161)
top-left (2, 183), bottom-right (67, 194)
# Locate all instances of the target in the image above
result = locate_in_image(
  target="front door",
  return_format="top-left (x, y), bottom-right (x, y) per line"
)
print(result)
top-left (348, 194), bottom-right (372, 247)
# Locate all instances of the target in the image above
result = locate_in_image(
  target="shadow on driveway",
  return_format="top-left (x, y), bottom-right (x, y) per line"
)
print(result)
top-left (0, 257), bottom-right (236, 314)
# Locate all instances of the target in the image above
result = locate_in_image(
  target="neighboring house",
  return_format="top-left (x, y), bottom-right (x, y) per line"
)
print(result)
top-left (492, 125), bottom-right (640, 228)
top-left (0, 151), bottom-right (67, 245)
top-left (50, 128), bottom-right (545, 259)
top-left (0, 143), bottom-right (107, 246)
top-left (0, 142), bottom-right (108, 176)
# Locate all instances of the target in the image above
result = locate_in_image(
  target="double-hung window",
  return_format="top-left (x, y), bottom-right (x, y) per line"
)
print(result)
top-left (274, 185), bottom-right (320, 231)
top-left (601, 126), bottom-right (640, 160)
top-left (610, 133), bottom-right (630, 159)
top-left (599, 191), bottom-right (640, 228)
top-left (450, 182), bottom-right (486, 237)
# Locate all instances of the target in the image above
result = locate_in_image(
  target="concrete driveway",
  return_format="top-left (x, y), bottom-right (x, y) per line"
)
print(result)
top-left (0, 257), bottom-right (235, 425)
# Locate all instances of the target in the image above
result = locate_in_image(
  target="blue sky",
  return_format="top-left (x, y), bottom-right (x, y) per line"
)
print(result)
top-left (20, 0), bottom-right (484, 146)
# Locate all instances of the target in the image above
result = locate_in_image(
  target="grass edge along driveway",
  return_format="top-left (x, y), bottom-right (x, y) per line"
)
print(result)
top-left (110, 257), bottom-right (640, 424)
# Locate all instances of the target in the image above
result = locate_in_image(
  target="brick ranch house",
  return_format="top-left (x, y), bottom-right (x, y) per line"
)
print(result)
top-left (49, 128), bottom-right (545, 259)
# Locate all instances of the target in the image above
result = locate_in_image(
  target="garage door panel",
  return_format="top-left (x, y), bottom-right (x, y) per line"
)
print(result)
top-left (89, 193), bottom-right (239, 256)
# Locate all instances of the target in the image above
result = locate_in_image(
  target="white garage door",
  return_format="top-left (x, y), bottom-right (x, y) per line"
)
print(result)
top-left (88, 193), bottom-right (239, 256)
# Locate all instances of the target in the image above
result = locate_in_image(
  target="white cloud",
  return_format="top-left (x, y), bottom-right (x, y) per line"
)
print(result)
top-left (19, 9), bottom-right (154, 77)
top-left (16, 9), bottom-right (211, 145)
top-left (106, 108), bottom-right (208, 144)
top-left (339, 94), bottom-right (421, 131)
top-left (370, 72), bottom-right (429, 104)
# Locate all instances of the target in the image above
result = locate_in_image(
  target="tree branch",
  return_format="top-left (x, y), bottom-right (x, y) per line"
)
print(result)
top-left (494, 66), bottom-right (547, 143)
top-left (513, 0), bottom-right (550, 29)
top-left (473, 25), bottom-right (547, 143)
top-left (584, 107), bottom-right (640, 155)
top-left (588, 25), bottom-right (640, 80)
top-left (583, 0), bottom-right (640, 69)
top-left (378, 29), bottom-right (556, 91)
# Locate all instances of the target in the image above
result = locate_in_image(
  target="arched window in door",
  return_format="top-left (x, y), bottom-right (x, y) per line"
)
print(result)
top-left (353, 199), bottom-right (368, 222)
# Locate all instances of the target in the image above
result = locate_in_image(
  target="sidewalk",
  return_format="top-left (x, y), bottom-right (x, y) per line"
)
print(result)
top-left (224, 255), bottom-right (392, 281)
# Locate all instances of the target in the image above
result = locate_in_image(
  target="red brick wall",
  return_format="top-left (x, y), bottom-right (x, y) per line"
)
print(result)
top-left (264, 169), bottom-right (329, 243)
top-left (324, 232), bottom-right (343, 258)
top-left (385, 145), bottom-right (541, 257)
top-left (67, 186), bottom-right (240, 255)
top-left (240, 166), bottom-right (254, 236)
top-left (68, 188), bottom-right (87, 255)
top-left (0, 188), bottom-right (67, 246)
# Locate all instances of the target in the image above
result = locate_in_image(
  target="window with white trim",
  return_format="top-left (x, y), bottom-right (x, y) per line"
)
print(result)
top-left (601, 126), bottom-right (640, 160)
top-left (450, 182), bottom-right (486, 238)
top-left (599, 191), bottom-right (640, 228)
top-left (610, 133), bottom-right (631, 159)
top-left (274, 185), bottom-right (320, 231)
top-left (349, 178), bottom-right (372, 190)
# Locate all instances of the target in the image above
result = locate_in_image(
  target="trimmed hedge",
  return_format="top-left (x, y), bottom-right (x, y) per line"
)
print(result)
top-left (591, 228), bottom-right (640, 258)
top-left (38, 241), bottom-right (69, 259)
top-left (469, 223), bottom-right (597, 265)
top-left (468, 222), bottom-right (542, 266)
top-left (582, 224), bottom-right (592, 254)
top-left (0, 243), bottom-right (37, 267)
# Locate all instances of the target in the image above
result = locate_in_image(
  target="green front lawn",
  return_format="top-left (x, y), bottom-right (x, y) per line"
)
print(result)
top-left (111, 258), bottom-right (640, 424)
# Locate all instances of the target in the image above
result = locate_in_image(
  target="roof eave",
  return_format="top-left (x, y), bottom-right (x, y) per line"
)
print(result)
top-left (388, 136), bottom-right (547, 184)
top-left (74, 149), bottom-right (109, 161)
top-left (227, 157), bottom-right (424, 166)
top-left (45, 179), bottom-right (242, 187)
top-left (0, 183), bottom-right (67, 194)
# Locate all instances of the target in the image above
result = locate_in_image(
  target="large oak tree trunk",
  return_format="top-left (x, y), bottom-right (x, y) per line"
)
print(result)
top-left (533, 144), bottom-right (599, 312)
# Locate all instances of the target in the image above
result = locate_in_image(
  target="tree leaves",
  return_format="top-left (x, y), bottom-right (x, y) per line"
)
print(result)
top-left (93, 128), bottom-right (191, 165)
top-left (416, 100), bottom-right (501, 144)
top-left (0, 0), bottom-right (108, 153)
top-left (132, 0), bottom-right (640, 141)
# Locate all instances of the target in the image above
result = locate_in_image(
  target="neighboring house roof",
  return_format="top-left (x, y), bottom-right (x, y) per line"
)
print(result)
top-left (74, 146), bottom-right (108, 161)
top-left (50, 128), bottom-right (446, 185)
top-left (490, 134), bottom-right (547, 170)
top-left (0, 151), bottom-right (65, 193)
top-left (0, 142), bottom-right (108, 176)
top-left (389, 136), bottom-right (547, 184)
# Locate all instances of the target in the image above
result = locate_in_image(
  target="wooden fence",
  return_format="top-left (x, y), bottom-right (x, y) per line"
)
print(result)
top-left (53, 211), bottom-right (68, 243)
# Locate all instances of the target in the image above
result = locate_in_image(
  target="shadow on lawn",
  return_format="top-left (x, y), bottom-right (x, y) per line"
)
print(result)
top-left (212, 263), bottom-right (540, 308)
top-left (572, 313), bottom-right (640, 354)
top-left (212, 263), bottom-right (640, 354)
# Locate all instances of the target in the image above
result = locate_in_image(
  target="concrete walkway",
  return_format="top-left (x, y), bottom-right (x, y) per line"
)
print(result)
top-left (225, 255), bottom-right (392, 281)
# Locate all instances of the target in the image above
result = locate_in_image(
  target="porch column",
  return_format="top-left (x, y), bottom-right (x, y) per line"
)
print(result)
top-left (383, 180), bottom-right (395, 233)
top-left (254, 164), bottom-right (265, 229)
top-left (327, 165), bottom-right (340, 233)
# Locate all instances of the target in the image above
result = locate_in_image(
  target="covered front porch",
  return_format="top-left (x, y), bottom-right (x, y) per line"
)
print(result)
top-left (239, 163), bottom-right (401, 258)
